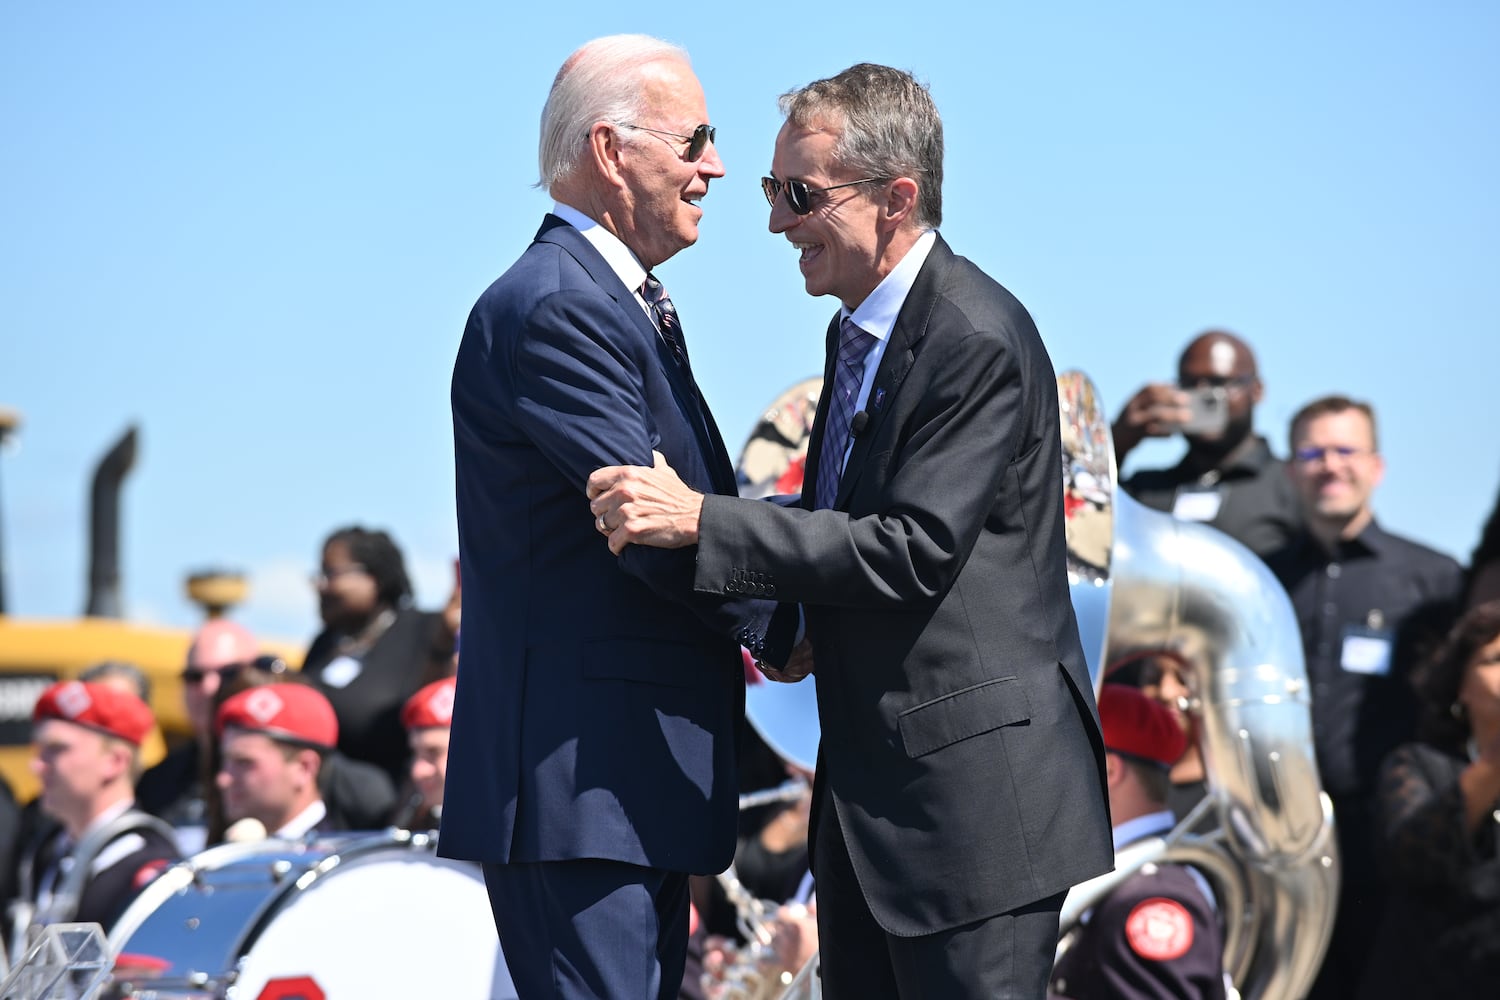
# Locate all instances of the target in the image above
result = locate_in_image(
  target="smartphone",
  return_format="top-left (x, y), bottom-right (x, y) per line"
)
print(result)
top-left (1180, 386), bottom-right (1229, 436)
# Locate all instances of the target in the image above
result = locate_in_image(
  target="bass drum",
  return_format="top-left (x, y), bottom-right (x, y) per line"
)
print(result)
top-left (107, 830), bottom-right (516, 999)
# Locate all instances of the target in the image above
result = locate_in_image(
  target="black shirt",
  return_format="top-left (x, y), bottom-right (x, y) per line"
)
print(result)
top-left (301, 608), bottom-right (449, 785)
top-left (1265, 521), bottom-right (1463, 799)
top-left (1362, 741), bottom-right (1500, 998)
top-left (1122, 435), bottom-right (1301, 559)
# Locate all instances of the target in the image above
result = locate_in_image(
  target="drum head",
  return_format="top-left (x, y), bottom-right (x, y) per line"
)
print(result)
top-left (110, 834), bottom-right (515, 999)
top-left (237, 848), bottom-right (512, 999)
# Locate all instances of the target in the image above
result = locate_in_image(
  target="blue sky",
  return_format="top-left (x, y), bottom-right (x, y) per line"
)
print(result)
top-left (3, 2), bottom-right (1497, 647)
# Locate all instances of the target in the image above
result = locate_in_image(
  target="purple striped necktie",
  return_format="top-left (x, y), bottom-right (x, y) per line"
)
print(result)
top-left (815, 317), bottom-right (877, 509)
top-left (641, 273), bottom-right (689, 371)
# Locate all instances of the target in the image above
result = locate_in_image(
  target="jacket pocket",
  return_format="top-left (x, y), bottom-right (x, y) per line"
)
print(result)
top-left (581, 637), bottom-right (708, 689)
top-left (897, 676), bottom-right (1030, 758)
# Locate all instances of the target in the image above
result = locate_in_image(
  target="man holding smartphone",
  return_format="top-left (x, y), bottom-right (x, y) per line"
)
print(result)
top-left (1112, 329), bottom-right (1301, 559)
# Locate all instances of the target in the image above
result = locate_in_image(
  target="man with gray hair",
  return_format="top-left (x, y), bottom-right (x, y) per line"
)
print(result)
top-left (590, 62), bottom-right (1112, 998)
top-left (440, 34), bottom-right (801, 1000)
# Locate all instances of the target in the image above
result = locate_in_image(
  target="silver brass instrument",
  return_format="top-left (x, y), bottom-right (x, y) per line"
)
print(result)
top-left (708, 780), bottom-right (814, 1000)
top-left (1057, 369), bottom-right (1337, 1000)
top-left (725, 371), bottom-right (1339, 1000)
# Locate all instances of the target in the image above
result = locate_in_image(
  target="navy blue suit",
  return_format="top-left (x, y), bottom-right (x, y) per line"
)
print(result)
top-left (440, 215), bottom-right (788, 997)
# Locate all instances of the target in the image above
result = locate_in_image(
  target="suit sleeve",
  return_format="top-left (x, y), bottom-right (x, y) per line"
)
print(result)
top-left (500, 287), bottom-right (791, 660)
top-left (696, 325), bottom-right (1025, 608)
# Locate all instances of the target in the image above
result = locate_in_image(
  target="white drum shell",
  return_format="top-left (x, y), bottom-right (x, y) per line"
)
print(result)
top-left (109, 832), bottom-right (515, 999)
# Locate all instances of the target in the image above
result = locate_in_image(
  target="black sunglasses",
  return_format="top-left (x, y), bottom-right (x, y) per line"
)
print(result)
top-left (761, 176), bottom-right (883, 215)
top-left (1179, 374), bottom-right (1256, 391)
top-left (182, 653), bottom-right (290, 685)
top-left (620, 123), bottom-right (716, 162)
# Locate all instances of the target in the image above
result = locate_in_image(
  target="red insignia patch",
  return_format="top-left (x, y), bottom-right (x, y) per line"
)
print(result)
top-left (132, 859), bottom-right (172, 891)
top-left (1124, 897), bottom-right (1194, 961)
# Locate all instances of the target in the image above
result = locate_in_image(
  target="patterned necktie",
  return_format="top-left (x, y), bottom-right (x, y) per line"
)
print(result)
top-left (815, 317), bottom-right (878, 509)
top-left (641, 273), bottom-right (690, 372)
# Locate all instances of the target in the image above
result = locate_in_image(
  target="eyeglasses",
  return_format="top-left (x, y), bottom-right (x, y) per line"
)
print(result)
top-left (761, 176), bottom-right (883, 215)
top-left (312, 564), bottom-right (368, 587)
top-left (1293, 445), bottom-right (1372, 464)
top-left (182, 663), bottom-right (245, 685)
top-left (619, 123), bottom-right (716, 162)
top-left (182, 654), bottom-right (289, 685)
top-left (1178, 375), bottom-right (1256, 391)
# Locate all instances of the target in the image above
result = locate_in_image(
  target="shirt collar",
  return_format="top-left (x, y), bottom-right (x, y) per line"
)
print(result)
top-left (843, 229), bottom-right (937, 344)
top-left (1113, 809), bottom-right (1176, 851)
top-left (1176, 433), bottom-right (1279, 479)
top-left (552, 202), bottom-right (648, 297)
top-left (274, 799), bottom-right (328, 840)
top-left (1292, 517), bottom-right (1387, 562)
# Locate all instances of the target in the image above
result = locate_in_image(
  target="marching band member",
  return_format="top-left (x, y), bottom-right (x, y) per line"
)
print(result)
top-left (215, 682), bottom-right (341, 840)
top-left (1051, 684), bottom-right (1225, 1000)
top-left (10, 681), bottom-right (179, 949)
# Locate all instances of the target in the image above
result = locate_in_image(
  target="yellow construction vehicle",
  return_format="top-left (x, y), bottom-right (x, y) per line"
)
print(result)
top-left (0, 415), bottom-right (302, 800)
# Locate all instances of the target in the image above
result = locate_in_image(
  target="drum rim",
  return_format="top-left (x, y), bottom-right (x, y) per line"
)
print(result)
top-left (109, 828), bottom-right (431, 988)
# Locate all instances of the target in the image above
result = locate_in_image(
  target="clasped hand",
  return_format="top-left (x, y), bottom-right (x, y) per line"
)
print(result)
top-left (756, 639), bottom-right (814, 683)
top-left (587, 451), bottom-right (704, 555)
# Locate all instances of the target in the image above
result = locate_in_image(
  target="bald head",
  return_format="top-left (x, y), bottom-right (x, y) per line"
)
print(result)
top-left (1177, 330), bottom-right (1259, 383)
top-left (1176, 328), bottom-right (1262, 452)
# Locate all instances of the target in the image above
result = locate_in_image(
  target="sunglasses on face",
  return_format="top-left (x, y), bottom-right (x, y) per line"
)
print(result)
top-left (620, 123), bottom-right (716, 162)
top-left (760, 176), bottom-right (883, 215)
top-left (182, 663), bottom-right (243, 685)
top-left (182, 654), bottom-right (290, 685)
top-left (1179, 374), bottom-right (1255, 391)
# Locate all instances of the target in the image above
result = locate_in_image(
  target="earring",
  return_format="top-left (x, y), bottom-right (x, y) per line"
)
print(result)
top-left (1451, 701), bottom-right (1466, 721)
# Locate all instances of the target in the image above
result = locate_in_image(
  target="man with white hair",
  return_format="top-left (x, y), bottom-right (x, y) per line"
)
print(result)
top-left (442, 33), bottom-right (802, 999)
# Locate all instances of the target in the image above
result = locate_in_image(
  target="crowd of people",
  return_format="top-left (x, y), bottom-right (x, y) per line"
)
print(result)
top-left (0, 524), bottom-right (460, 969)
top-left (695, 330), bottom-right (1500, 999)
top-left (3, 27), bottom-right (1499, 1000)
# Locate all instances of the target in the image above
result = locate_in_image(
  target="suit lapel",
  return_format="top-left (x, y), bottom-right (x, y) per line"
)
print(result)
top-left (833, 236), bottom-right (954, 508)
top-left (535, 216), bottom-right (736, 493)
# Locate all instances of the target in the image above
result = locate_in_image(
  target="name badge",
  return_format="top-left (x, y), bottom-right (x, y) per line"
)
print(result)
top-left (321, 655), bottom-right (363, 689)
top-left (1172, 489), bottom-right (1223, 522)
top-left (1340, 626), bottom-right (1393, 676)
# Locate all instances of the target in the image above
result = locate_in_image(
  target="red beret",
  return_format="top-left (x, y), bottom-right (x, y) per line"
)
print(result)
top-left (216, 683), bottom-right (338, 750)
top-left (401, 677), bottom-right (457, 731)
top-left (33, 680), bottom-right (154, 746)
top-left (1099, 683), bottom-right (1187, 768)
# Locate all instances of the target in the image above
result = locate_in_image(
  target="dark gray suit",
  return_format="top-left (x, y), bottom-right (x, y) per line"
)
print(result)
top-left (695, 236), bottom-right (1113, 994)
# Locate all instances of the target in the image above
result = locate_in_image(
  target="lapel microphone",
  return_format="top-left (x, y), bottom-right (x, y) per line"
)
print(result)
top-left (850, 411), bottom-right (870, 438)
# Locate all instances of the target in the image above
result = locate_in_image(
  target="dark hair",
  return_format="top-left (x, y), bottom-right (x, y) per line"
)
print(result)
top-left (780, 62), bottom-right (944, 230)
top-left (1467, 486), bottom-right (1500, 602)
top-left (1103, 647), bottom-right (1193, 689)
top-left (1119, 754), bottom-right (1171, 801)
top-left (1411, 599), bottom-right (1500, 748)
top-left (323, 525), bottom-right (413, 608)
top-left (204, 668), bottom-right (318, 845)
top-left (1288, 394), bottom-right (1378, 454)
top-left (80, 659), bottom-right (152, 704)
